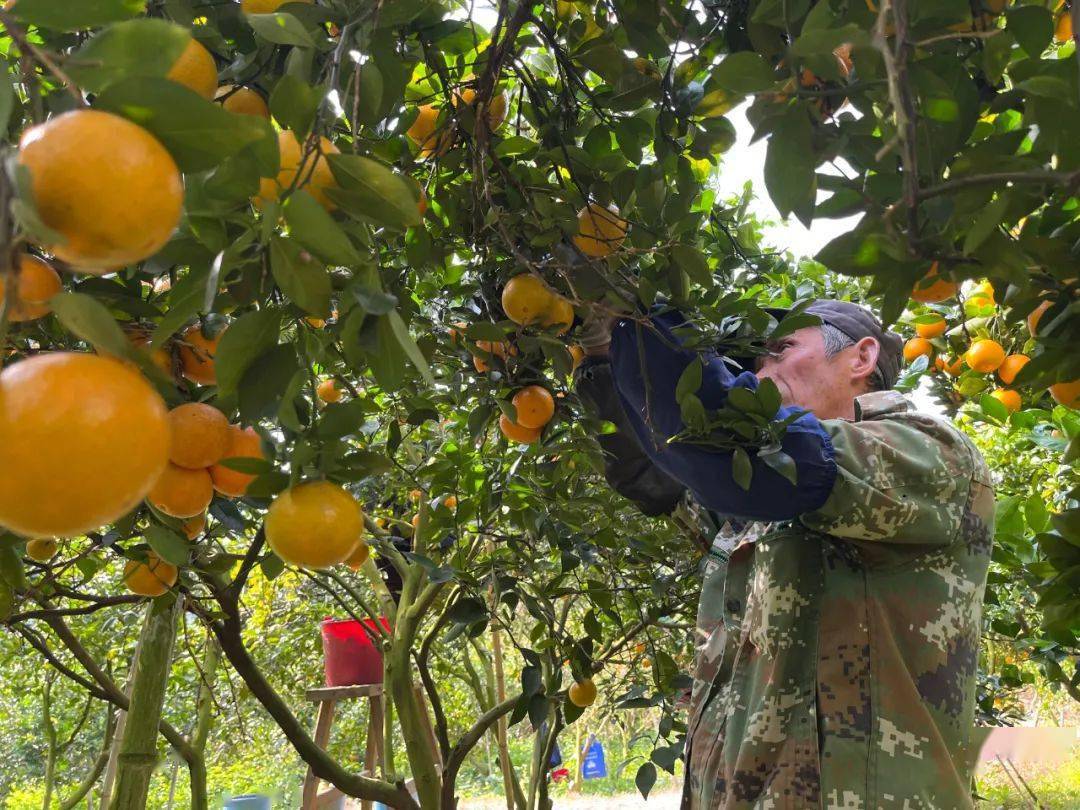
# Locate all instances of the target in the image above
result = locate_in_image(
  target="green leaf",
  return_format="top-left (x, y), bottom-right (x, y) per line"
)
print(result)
top-left (374, 0), bottom-right (438, 28)
top-left (50, 292), bottom-right (132, 359)
top-left (710, 53), bottom-right (776, 93)
top-left (214, 309), bottom-right (282, 400)
top-left (386, 310), bottom-right (435, 387)
top-left (244, 12), bottom-right (317, 47)
top-left (354, 62), bottom-right (384, 126)
top-left (756, 377), bottom-right (782, 417)
top-left (66, 19), bottom-right (191, 94)
top-left (239, 344), bottom-right (300, 423)
top-left (1006, 6), bottom-right (1053, 57)
top-left (151, 265), bottom-right (210, 348)
top-left (269, 235), bottom-right (332, 316)
top-left (675, 359), bottom-right (702, 403)
top-left (283, 191), bottom-right (361, 266)
top-left (727, 385), bottom-right (760, 414)
top-left (144, 524), bottom-right (190, 567)
top-left (0, 72), bottom-right (15, 135)
top-left (671, 244), bottom-right (711, 286)
top-left (325, 154), bottom-right (422, 229)
top-left (635, 762), bottom-right (657, 799)
top-left (979, 393), bottom-right (1009, 423)
top-left (760, 448), bottom-right (798, 486)
top-left (260, 553), bottom-right (285, 581)
top-left (8, 0), bottom-right (145, 30)
top-left (791, 24), bottom-right (867, 58)
top-left (95, 78), bottom-right (268, 173)
top-left (963, 194), bottom-right (1009, 255)
top-left (268, 74), bottom-right (323, 139)
top-left (732, 447), bottom-right (753, 491)
top-left (764, 108), bottom-right (816, 226)
top-left (768, 311), bottom-right (821, 340)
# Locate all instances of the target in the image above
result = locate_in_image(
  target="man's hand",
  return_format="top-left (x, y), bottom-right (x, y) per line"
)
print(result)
top-left (578, 306), bottom-right (618, 356)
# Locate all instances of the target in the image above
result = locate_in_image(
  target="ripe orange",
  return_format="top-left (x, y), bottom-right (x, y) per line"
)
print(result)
top-left (317, 379), bottom-right (343, 403)
top-left (442, 495), bottom-right (457, 509)
top-left (964, 339), bottom-right (1006, 373)
top-left (148, 463), bottom-right (214, 519)
top-left (448, 321), bottom-right (467, 345)
top-left (569, 344), bottom-right (586, 371)
top-left (409, 489), bottom-right (423, 502)
top-left (181, 512), bottom-right (206, 540)
top-left (0, 353), bottom-right (169, 538)
top-left (345, 541), bottom-right (370, 570)
top-left (568, 679), bottom-right (597, 707)
top-left (910, 263), bottom-right (958, 304)
top-left (167, 402), bottom-right (229, 469)
top-left (18, 110), bottom-right (183, 272)
top-left (209, 425), bottom-right (265, 497)
top-left (499, 414), bottom-right (541, 444)
top-left (472, 340), bottom-right (515, 372)
top-left (305, 316), bottom-right (327, 328)
top-left (0, 254), bottom-right (62, 322)
top-left (240, 0), bottom-right (312, 11)
top-left (123, 552), bottom-right (178, 597)
top-left (265, 481), bottom-right (363, 568)
top-left (1056, 9), bottom-right (1073, 43)
top-left (935, 355), bottom-right (964, 377)
top-left (541, 295), bottom-right (574, 334)
top-left (1049, 380), bottom-right (1080, 409)
top-left (129, 336), bottom-right (174, 378)
top-left (256, 130), bottom-right (340, 211)
top-left (903, 337), bottom-right (933, 363)
top-left (990, 388), bottom-right (1021, 413)
top-left (996, 354), bottom-right (1030, 386)
top-left (512, 385), bottom-right (556, 429)
top-left (178, 324), bottom-right (223, 386)
top-left (573, 202), bottom-right (628, 258)
top-left (453, 85), bottom-right (509, 132)
top-left (166, 38), bottom-right (217, 99)
top-left (914, 316), bottom-right (947, 339)
top-left (406, 104), bottom-right (451, 158)
top-left (26, 538), bottom-right (58, 562)
top-left (502, 275), bottom-right (554, 325)
top-left (216, 85), bottom-right (269, 117)
top-left (1027, 300), bottom-right (1053, 336)
top-left (967, 280), bottom-right (995, 308)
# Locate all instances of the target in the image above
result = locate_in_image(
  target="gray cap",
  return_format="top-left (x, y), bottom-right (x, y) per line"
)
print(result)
top-left (774, 300), bottom-right (904, 389)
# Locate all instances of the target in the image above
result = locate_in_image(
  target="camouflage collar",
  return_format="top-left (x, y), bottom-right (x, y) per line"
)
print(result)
top-left (852, 389), bottom-right (912, 421)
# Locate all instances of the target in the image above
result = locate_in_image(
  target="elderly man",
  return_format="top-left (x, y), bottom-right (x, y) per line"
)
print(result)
top-left (575, 301), bottom-right (994, 809)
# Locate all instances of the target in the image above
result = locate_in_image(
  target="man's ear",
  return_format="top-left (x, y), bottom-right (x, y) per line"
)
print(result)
top-left (850, 336), bottom-right (880, 387)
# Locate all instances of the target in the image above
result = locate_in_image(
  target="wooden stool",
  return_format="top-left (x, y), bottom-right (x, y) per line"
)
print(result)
top-left (301, 684), bottom-right (385, 810)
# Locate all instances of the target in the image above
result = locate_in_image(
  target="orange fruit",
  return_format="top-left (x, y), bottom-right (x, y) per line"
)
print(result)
top-left (209, 425), bottom-right (266, 497)
top-left (256, 130), bottom-right (340, 211)
top-left (317, 378), bottom-right (343, 403)
top-left (417, 188), bottom-right (428, 216)
top-left (502, 275), bottom-right (554, 325)
top-left (305, 316), bottom-right (326, 328)
top-left (123, 552), bottom-right (178, 597)
top-left (512, 385), bottom-right (556, 429)
top-left (541, 295), bottom-right (574, 334)
top-left (1056, 10), bottom-right (1073, 43)
top-left (148, 463), bottom-right (214, 519)
top-left (345, 541), bottom-right (370, 570)
top-left (573, 202), bottom-right (628, 258)
top-left (1027, 300), bottom-right (1053, 336)
top-left (216, 85), bottom-right (270, 117)
top-left (266, 481), bottom-right (363, 568)
top-left (472, 340), bottom-right (515, 372)
top-left (178, 324), bottom-right (223, 386)
top-left (18, 110), bottom-right (183, 272)
top-left (409, 489), bottom-right (423, 502)
top-left (453, 85), bottom-right (508, 132)
top-left (240, 0), bottom-right (312, 10)
top-left (406, 104), bottom-right (451, 158)
top-left (1049, 380), bottom-right (1080, 409)
top-left (166, 38), bottom-right (217, 99)
top-left (967, 280), bottom-right (995, 308)
top-left (568, 679), bottom-right (597, 707)
top-left (914, 316), bottom-right (947, 339)
top-left (129, 336), bottom-right (174, 378)
top-left (935, 355), bottom-right (964, 377)
top-left (448, 321), bottom-right (467, 345)
top-left (411, 513), bottom-right (421, 529)
top-left (0, 353), bottom-right (169, 538)
top-left (167, 402), bottom-right (229, 469)
top-left (0, 254), bottom-right (62, 322)
top-left (442, 495), bottom-right (457, 509)
top-left (990, 388), bottom-right (1021, 413)
top-left (964, 339), bottom-right (1006, 373)
top-left (996, 354), bottom-right (1030, 386)
top-left (903, 337), bottom-right (933, 363)
top-left (181, 512), bottom-right (206, 540)
top-left (499, 414), bottom-right (541, 444)
top-left (26, 538), bottom-right (58, 562)
top-left (910, 263), bottom-right (958, 304)
top-left (569, 344), bottom-right (586, 371)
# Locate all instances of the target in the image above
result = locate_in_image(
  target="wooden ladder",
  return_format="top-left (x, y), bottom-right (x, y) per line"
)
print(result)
top-left (300, 684), bottom-right (385, 810)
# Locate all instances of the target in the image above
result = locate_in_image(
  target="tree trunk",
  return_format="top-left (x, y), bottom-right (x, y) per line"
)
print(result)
top-left (107, 598), bottom-right (180, 810)
top-left (42, 675), bottom-right (57, 810)
top-left (60, 706), bottom-right (114, 810)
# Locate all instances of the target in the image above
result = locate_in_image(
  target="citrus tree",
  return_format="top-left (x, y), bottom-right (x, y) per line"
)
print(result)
top-left (0, 0), bottom-right (1078, 808)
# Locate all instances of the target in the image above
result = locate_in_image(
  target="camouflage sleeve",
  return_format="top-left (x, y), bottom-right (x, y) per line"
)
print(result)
top-left (799, 415), bottom-right (976, 543)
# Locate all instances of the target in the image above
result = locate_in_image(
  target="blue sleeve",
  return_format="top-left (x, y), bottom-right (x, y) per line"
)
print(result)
top-left (608, 309), bottom-right (837, 522)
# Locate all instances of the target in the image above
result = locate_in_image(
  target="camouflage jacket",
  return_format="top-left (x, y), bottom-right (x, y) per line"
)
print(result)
top-left (598, 313), bottom-right (995, 809)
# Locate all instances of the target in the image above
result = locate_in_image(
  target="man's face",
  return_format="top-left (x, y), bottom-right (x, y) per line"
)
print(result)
top-left (755, 327), bottom-right (863, 420)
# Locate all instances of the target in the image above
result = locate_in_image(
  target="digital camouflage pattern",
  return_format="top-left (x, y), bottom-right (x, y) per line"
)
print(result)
top-left (683, 390), bottom-right (994, 809)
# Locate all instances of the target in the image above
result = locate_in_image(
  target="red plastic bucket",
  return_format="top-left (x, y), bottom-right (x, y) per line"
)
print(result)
top-left (320, 617), bottom-right (390, 687)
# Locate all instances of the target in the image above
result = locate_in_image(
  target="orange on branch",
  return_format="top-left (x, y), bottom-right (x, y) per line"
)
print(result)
top-left (569, 344), bottom-right (586, 371)
top-left (1055, 10), bottom-right (1073, 43)
top-left (541, 295), bottom-right (574, 334)
top-left (935, 355), bottom-right (964, 377)
top-left (914, 316), bottom-right (947, 339)
top-left (167, 402), bottom-right (229, 469)
top-left (345, 541), bottom-right (370, 570)
top-left (964, 339), bottom-right (1006, 373)
top-left (216, 85), bottom-right (269, 117)
top-left (266, 481), bottom-right (364, 569)
top-left (910, 263), bottom-right (957, 303)
top-left (406, 104), bottom-right (452, 158)
top-left (26, 538), bottom-right (57, 562)
top-left (257, 130), bottom-right (340, 211)
top-left (1027, 300), bottom-right (1053, 336)
top-left (123, 552), bottom-right (177, 597)
top-left (166, 38), bottom-right (217, 99)
top-left (568, 679), bottom-right (597, 707)
top-left (903, 337), bottom-right (934, 363)
top-left (18, 110), bottom-right (183, 273)
top-left (442, 495), bottom-right (457, 509)
top-left (990, 388), bottom-right (1021, 413)
top-left (512, 385), bottom-right (556, 429)
top-left (148, 463), bottom-right (214, 519)
top-left (499, 414), bottom-right (541, 444)
top-left (178, 324), bottom-right (223, 386)
top-left (472, 340), bottom-right (515, 373)
top-left (502, 274), bottom-right (554, 325)
top-left (181, 513), bottom-right (206, 540)
top-left (454, 84), bottom-right (508, 132)
top-left (0, 353), bottom-right (169, 538)
top-left (996, 354), bottom-right (1030, 386)
top-left (317, 379), bottom-right (343, 403)
top-left (209, 425), bottom-right (265, 497)
top-left (1049, 380), bottom-right (1080, 409)
top-left (573, 202), bottom-right (628, 258)
top-left (0, 254), bottom-right (61, 322)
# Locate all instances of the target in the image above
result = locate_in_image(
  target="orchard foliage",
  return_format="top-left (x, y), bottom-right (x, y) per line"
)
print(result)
top-left (0, 0), bottom-right (1078, 807)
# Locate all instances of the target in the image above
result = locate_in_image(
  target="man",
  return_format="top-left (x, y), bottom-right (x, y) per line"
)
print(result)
top-left (574, 300), bottom-right (994, 809)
